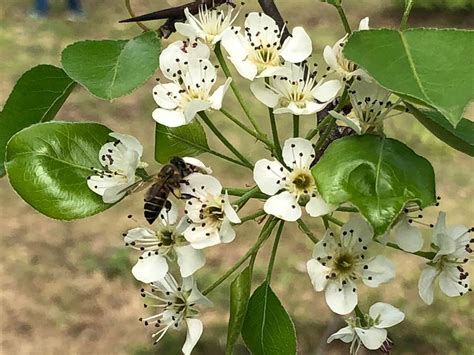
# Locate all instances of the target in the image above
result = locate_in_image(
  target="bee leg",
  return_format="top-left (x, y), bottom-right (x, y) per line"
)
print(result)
top-left (170, 187), bottom-right (182, 199)
top-left (180, 193), bottom-right (194, 200)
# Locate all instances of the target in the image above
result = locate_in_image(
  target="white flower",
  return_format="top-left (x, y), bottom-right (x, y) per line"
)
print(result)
top-left (139, 274), bottom-right (211, 354)
top-left (180, 173), bottom-right (241, 249)
top-left (253, 138), bottom-right (334, 222)
top-left (307, 217), bottom-right (396, 315)
top-left (328, 302), bottom-right (405, 354)
top-left (87, 132), bottom-right (145, 203)
top-left (250, 63), bottom-right (342, 115)
top-left (418, 212), bottom-right (472, 305)
top-left (221, 12), bottom-right (312, 80)
top-left (125, 200), bottom-right (205, 283)
top-left (153, 52), bottom-right (231, 127)
top-left (175, 4), bottom-right (239, 46)
top-left (323, 17), bottom-right (369, 82)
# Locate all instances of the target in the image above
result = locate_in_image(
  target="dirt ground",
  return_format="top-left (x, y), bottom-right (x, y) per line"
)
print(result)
top-left (1, 1), bottom-right (473, 354)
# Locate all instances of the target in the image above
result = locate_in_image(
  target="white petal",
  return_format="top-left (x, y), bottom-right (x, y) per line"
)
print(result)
top-left (341, 216), bottom-right (373, 252)
top-left (369, 303), bottom-right (405, 328)
top-left (282, 137), bottom-right (315, 169)
top-left (219, 218), bottom-right (236, 244)
top-left (182, 157), bottom-right (213, 174)
top-left (176, 245), bottom-right (206, 277)
top-left (253, 159), bottom-right (286, 196)
top-left (184, 198), bottom-right (205, 223)
top-left (152, 108), bottom-right (187, 127)
top-left (307, 259), bottom-right (331, 292)
top-left (257, 65), bottom-right (290, 78)
top-left (184, 173), bottom-right (222, 197)
top-left (264, 191), bottom-right (302, 222)
top-left (447, 224), bottom-right (471, 258)
top-left (182, 319), bottom-right (203, 355)
top-left (355, 327), bottom-right (387, 350)
top-left (327, 325), bottom-right (355, 344)
top-left (313, 229), bottom-right (338, 260)
top-left (439, 266), bottom-right (470, 297)
top-left (102, 182), bottom-right (134, 203)
top-left (152, 83), bottom-right (181, 110)
top-left (432, 211), bottom-right (447, 248)
top-left (184, 99), bottom-right (212, 122)
top-left (325, 279), bottom-right (358, 315)
top-left (124, 227), bottom-right (155, 244)
top-left (87, 174), bottom-right (125, 199)
top-left (221, 30), bottom-right (248, 61)
top-left (158, 199), bottom-right (179, 226)
top-left (245, 12), bottom-right (278, 34)
top-left (393, 216), bottom-right (424, 252)
top-left (223, 193), bottom-right (241, 223)
top-left (109, 133), bottom-right (143, 157)
top-left (323, 45), bottom-right (338, 70)
top-left (358, 17), bottom-right (370, 31)
top-left (174, 22), bottom-right (199, 39)
top-left (418, 266), bottom-right (439, 305)
top-left (280, 27), bottom-right (312, 63)
top-left (131, 253), bottom-right (168, 283)
top-left (305, 195), bottom-right (336, 217)
top-left (98, 140), bottom-right (139, 173)
top-left (250, 80), bottom-right (280, 108)
top-left (312, 80), bottom-right (342, 102)
top-left (210, 78), bottom-right (232, 110)
top-left (362, 255), bottom-right (396, 287)
top-left (229, 57), bottom-right (258, 81)
top-left (184, 225), bottom-right (221, 249)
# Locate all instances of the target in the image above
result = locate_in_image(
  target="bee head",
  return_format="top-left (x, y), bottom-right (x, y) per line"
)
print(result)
top-left (170, 156), bottom-right (187, 170)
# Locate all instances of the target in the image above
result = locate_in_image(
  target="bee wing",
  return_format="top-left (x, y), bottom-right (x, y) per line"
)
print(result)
top-left (117, 179), bottom-right (151, 196)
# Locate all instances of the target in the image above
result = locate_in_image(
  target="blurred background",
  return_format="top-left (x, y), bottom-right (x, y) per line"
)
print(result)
top-left (0, 0), bottom-right (473, 354)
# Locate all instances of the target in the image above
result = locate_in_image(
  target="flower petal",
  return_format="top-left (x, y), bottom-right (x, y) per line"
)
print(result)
top-left (176, 245), bottom-right (206, 277)
top-left (184, 99), bottom-right (212, 122)
top-left (358, 17), bottom-right (370, 31)
top-left (369, 302), bottom-right (405, 328)
top-left (327, 325), bottom-right (355, 344)
top-left (210, 78), bottom-right (232, 110)
top-left (223, 192), bottom-right (241, 224)
top-left (152, 108), bottom-right (187, 127)
top-left (418, 266), bottom-right (439, 305)
top-left (228, 56), bottom-right (258, 80)
top-left (355, 327), bottom-right (387, 350)
top-left (307, 259), bottom-right (331, 292)
top-left (152, 82), bottom-right (181, 110)
top-left (183, 173), bottom-right (222, 197)
top-left (109, 133), bottom-right (143, 157)
top-left (280, 26), bottom-right (312, 63)
top-left (182, 157), bottom-right (213, 174)
top-left (282, 137), bottom-right (315, 170)
top-left (102, 182), bottom-right (135, 203)
top-left (174, 22), bottom-right (199, 39)
top-left (313, 229), bottom-right (338, 260)
top-left (131, 253), bottom-right (168, 283)
top-left (439, 266), bottom-right (470, 297)
top-left (393, 215), bottom-right (424, 252)
top-left (250, 80), bottom-right (280, 108)
top-left (159, 199), bottom-right (179, 226)
top-left (312, 79), bottom-right (342, 102)
top-left (362, 255), bottom-right (396, 288)
top-left (184, 225), bottom-right (221, 249)
top-left (219, 218), bottom-right (236, 244)
top-left (124, 227), bottom-right (155, 244)
top-left (264, 191), bottom-right (302, 222)
top-left (182, 319), bottom-right (203, 355)
top-left (325, 279), bottom-right (358, 315)
top-left (341, 216), bottom-right (373, 252)
top-left (253, 159), bottom-right (286, 196)
top-left (323, 45), bottom-right (338, 70)
top-left (305, 195), bottom-right (336, 217)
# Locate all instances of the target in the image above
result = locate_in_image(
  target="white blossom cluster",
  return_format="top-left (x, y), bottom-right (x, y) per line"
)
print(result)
top-left (85, 3), bottom-right (472, 354)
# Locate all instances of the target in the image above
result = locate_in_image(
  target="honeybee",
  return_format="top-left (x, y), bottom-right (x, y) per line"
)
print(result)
top-left (124, 157), bottom-right (209, 224)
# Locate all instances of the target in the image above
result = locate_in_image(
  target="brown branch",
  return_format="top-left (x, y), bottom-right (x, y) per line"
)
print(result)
top-left (257, 0), bottom-right (290, 41)
top-left (119, 0), bottom-right (230, 38)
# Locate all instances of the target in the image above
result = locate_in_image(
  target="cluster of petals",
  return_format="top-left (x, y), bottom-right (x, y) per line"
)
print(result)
top-left (254, 137), bottom-right (335, 221)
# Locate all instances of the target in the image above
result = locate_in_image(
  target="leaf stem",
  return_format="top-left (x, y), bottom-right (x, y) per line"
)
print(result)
top-left (203, 217), bottom-right (278, 295)
top-left (337, 206), bottom-right (359, 212)
top-left (326, 215), bottom-right (344, 226)
top-left (124, 0), bottom-right (151, 31)
top-left (297, 219), bottom-right (318, 243)
top-left (293, 115), bottom-right (300, 137)
top-left (207, 149), bottom-right (250, 168)
top-left (400, 0), bottom-right (414, 31)
top-left (214, 43), bottom-right (264, 135)
top-left (335, 4), bottom-right (352, 34)
top-left (239, 209), bottom-right (266, 223)
top-left (265, 78), bottom-right (283, 160)
top-left (199, 112), bottom-right (253, 169)
top-left (225, 187), bottom-right (268, 199)
top-left (220, 108), bottom-right (274, 148)
top-left (383, 241), bottom-right (435, 260)
top-left (266, 220), bottom-right (285, 283)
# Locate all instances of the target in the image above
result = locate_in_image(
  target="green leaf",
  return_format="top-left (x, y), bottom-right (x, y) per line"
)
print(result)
top-left (61, 31), bottom-right (160, 100)
top-left (242, 281), bottom-right (296, 355)
top-left (320, 0), bottom-right (341, 5)
top-left (5, 121), bottom-right (114, 220)
top-left (0, 65), bottom-right (76, 177)
top-left (312, 135), bottom-right (436, 235)
top-left (154, 121), bottom-right (209, 163)
top-left (226, 266), bottom-right (252, 355)
top-left (344, 29), bottom-right (474, 127)
top-left (407, 104), bottom-right (474, 156)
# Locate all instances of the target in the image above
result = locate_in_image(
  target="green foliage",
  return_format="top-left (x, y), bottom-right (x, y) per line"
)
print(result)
top-left (313, 135), bottom-right (436, 235)
top-left (154, 121), bottom-right (210, 164)
top-left (320, 0), bottom-right (342, 5)
top-left (344, 29), bottom-right (474, 127)
top-left (407, 104), bottom-right (474, 156)
top-left (61, 31), bottom-right (161, 100)
top-left (0, 65), bottom-right (75, 177)
top-left (226, 266), bottom-right (252, 355)
top-left (242, 281), bottom-right (297, 355)
top-left (397, 0), bottom-right (473, 10)
top-left (5, 121), bottom-right (113, 220)
top-left (103, 248), bottom-right (133, 279)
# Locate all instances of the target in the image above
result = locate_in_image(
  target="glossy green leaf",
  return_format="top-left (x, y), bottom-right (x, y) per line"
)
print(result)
top-left (344, 29), bottom-right (474, 127)
top-left (0, 65), bottom-right (76, 177)
top-left (226, 266), bottom-right (252, 355)
top-left (242, 281), bottom-right (297, 355)
top-left (313, 135), bottom-right (436, 235)
top-left (5, 121), bottom-right (113, 220)
top-left (407, 104), bottom-right (474, 156)
top-left (61, 31), bottom-right (160, 100)
top-left (154, 121), bottom-right (209, 163)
